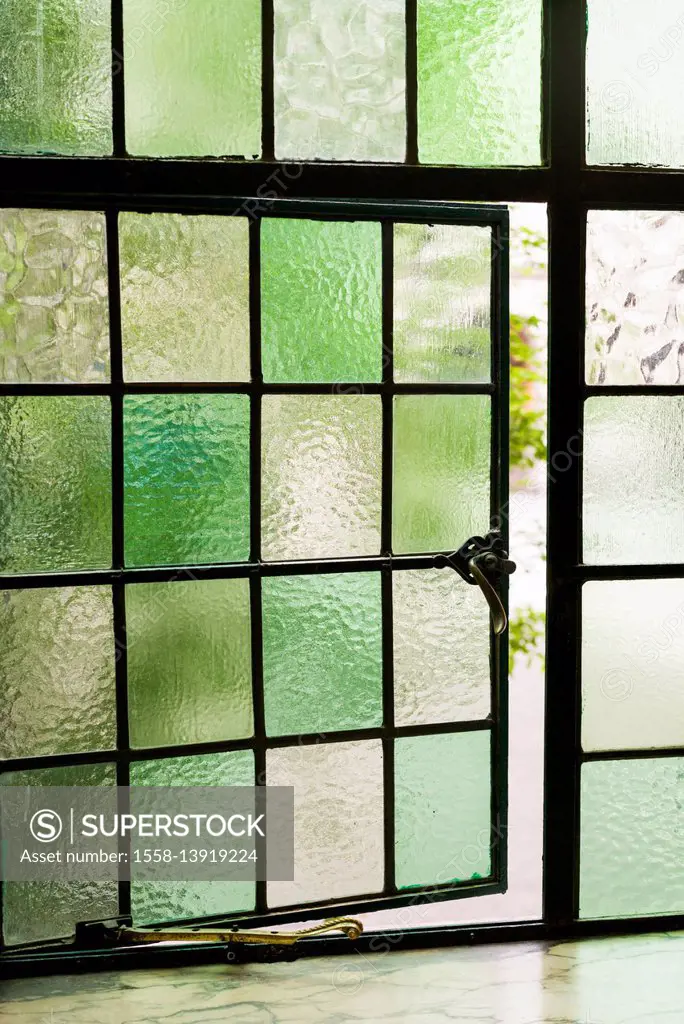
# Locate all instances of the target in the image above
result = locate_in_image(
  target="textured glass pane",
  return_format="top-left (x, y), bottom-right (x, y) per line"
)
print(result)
top-left (580, 758), bottom-right (684, 919)
top-left (123, 0), bottom-right (261, 158)
top-left (267, 740), bottom-right (384, 907)
top-left (395, 732), bottom-right (491, 889)
top-left (124, 395), bottom-right (250, 567)
top-left (587, 211), bottom-right (684, 386)
top-left (120, 214), bottom-right (249, 383)
top-left (1, 763), bottom-right (117, 947)
top-left (0, 586), bottom-right (115, 759)
top-left (127, 579), bottom-right (252, 749)
top-left (587, 0), bottom-right (684, 167)
top-left (393, 569), bottom-right (490, 727)
top-left (274, 0), bottom-right (406, 162)
top-left (0, 0), bottom-right (112, 155)
top-left (418, 0), bottom-right (542, 166)
top-left (0, 396), bottom-right (111, 574)
top-left (583, 580), bottom-right (684, 752)
top-left (394, 223), bottom-right (491, 383)
top-left (262, 395), bottom-right (382, 559)
top-left (130, 751), bottom-right (255, 924)
top-left (263, 573), bottom-right (382, 736)
top-left (0, 209), bottom-right (109, 383)
top-left (584, 397), bottom-right (684, 564)
top-left (393, 395), bottom-right (490, 554)
top-left (262, 219), bottom-right (382, 383)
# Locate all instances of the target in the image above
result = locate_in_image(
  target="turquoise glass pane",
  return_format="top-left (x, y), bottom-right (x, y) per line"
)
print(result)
top-left (263, 573), bottom-right (382, 736)
top-left (124, 394), bottom-right (250, 567)
top-left (261, 219), bottom-right (382, 383)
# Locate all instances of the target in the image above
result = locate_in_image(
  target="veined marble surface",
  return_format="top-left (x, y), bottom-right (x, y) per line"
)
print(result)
top-left (1, 931), bottom-right (683, 1023)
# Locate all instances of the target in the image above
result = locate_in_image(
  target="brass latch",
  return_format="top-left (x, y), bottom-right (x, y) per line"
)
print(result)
top-left (116, 916), bottom-right (363, 948)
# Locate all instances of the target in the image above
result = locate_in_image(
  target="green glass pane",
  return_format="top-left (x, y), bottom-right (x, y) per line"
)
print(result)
top-left (580, 758), bottom-right (684, 919)
top-left (124, 0), bottom-right (261, 158)
top-left (0, 396), bottom-right (112, 574)
top-left (268, 740), bottom-right (384, 907)
top-left (124, 394), bottom-right (250, 567)
top-left (262, 395), bottom-right (382, 559)
top-left (130, 751), bottom-right (255, 924)
top-left (418, 0), bottom-right (542, 166)
top-left (274, 0), bottom-right (406, 162)
top-left (263, 573), bottom-right (382, 737)
top-left (120, 213), bottom-right (250, 382)
top-left (1, 762), bottom-right (117, 947)
top-left (0, 209), bottom-right (109, 383)
top-left (0, 0), bottom-right (112, 156)
top-left (394, 223), bottom-right (491, 383)
top-left (395, 731), bottom-right (491, 889)
top-left (127, 578), bottom-right (253, 748)
top-left (0, 586), bottom-right (115, 759)
top-left (261, 219), bottom-right (382, 383)
top-left (393, 395), bottom-right (490, 554)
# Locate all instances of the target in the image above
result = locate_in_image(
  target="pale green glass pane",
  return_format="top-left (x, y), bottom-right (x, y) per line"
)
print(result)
top-left (267, 740), bottom-right (383, 907)
top-left (395, 731), bottom-right (491, 889)
top-left (262, 395), bottom-right (382, 559)
top-left (263, 573), bottom-right (382, 737)
top-left (130, 751), bottom-right (255, 924)
top-left (587, 0), bottom-right (684, 167)
top-left (0, 586), bottom-right (115, 759)
top-left (274, 0), bottom-right (406, 162)
top-left (0, 0), bottom-right (112, 155)
top-left (0, 396), bottom-right (112, 574)
top-left (124, 0), bottom-right (261, 158)
top-left (1, 763), bottom-right (117, 947)
top-left (127, 579), bottom-right (253, 748)
top-left (394, 223), bottom-right (491, 383)
top-left (124, 395), bottom-right (250, 567)
top-left (580, 758), bottom-right (684, 919)
top-left (262, 219), bottom-right (382, 383)
top-left (418, 0), bottom-right (542, 166)
top-left (584, 397), bottom-right (684, 564)
top-left (393, 569), bottom-right (490, 727)
top-left (582, 580), bottom-right (684, 752)
top-left (587, 211), bottom-right (684, 385)
top-left (393, 395), bottom-right (490, 554)
top-left (120, 214), bottom-right (250, 382)
top-left (0, 209), bottom-right (109, 383)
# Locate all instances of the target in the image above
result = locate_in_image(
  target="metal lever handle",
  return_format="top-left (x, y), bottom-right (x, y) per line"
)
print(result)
top-left (468, 553), bottom-right (509, 636)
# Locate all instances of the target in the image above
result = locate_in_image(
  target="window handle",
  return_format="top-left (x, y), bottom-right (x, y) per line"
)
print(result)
top-left (434, 531), bottom-right (516, 636)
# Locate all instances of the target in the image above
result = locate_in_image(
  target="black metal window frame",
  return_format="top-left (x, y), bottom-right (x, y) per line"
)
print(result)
top-left (3, 0), bottom-right (684, 978)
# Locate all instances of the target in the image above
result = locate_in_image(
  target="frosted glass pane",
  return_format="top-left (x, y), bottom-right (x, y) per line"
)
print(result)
top-left (267, 740), bottom-right (384, 907)
top-left (393, 395), bottom-right (490, 554)
top-left (584, 397), bottom-right (684, 564)
top-left (0, 586), bottom-right (115, 759)
top-left (124, 395), bottom-right (250, 567)
top-left (261, 219), bottom-right (382, 383)
top-left (0, 209), bottom-right (109, 383)
top-left (130, 751), bottom-right (255, 924)
top-left (0, 396), bottom-right (111, 574)
top-left (274, 0), bottom-right (406, 162)
top-left (418, 0), bottom-right (542, 166)
top-left (127, 579), bottom-right (253, 749)
top-left (262, 395), bottom-right (382, 559)
top-left (580, 758), bottom-right (684, 919)
top-left (394, 223), bottom-right (491, 383)
top-left (395, 732), bottom-right (491, 888)
top-left (1, 763), bottom-right (117, 947)
top-left (120, 214), bottom-right (249, 383)
top-left (393, 569), bottom-right (490, 727)
top-left (123, 0), bottom-right (261, 158)
top-left (263, 573), bottom-right (382, 736)
top-left (582, 580), bottom-right (684, 752)
top-left (0, 0), bottom-right (112, 155)
top-left (587, 211), bottom-right (684, 386)
top-left (587, 0), bottom-right (684, 167)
